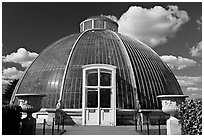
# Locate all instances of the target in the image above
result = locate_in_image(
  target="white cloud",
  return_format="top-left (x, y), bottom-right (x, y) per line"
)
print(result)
top-left (176, 76), bottom-right (202, 98)
top-left (190, 41), bottom-right (202, 57)
top-left (186, 87), bottom-right (202, 92)
top-left (106, 15), bottom-right (118, 22)
top-left (176, 76), bottom-right (202, 87)
top-left (160, 55), bottom-right (197, 69)
top-left (2, 67), bottom-right (23, 82)
top-left (2, 79), bottom-right (11, 85)
top-left (191, 93), bottom-right (198, 96)
top-left (3, 48), bottom-right (38, 68)
top-left (196, 16), bottom-right (202, 31)
top-left (116, 5), bottom-right (189, 47)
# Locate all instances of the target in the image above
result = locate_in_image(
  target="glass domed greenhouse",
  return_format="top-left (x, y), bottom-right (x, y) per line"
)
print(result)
top-left (11, 15), bottom-right (183, 126)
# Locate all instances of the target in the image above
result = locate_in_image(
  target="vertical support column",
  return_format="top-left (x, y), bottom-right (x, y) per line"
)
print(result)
top-left (146, 116), bottom-right (149, 135)
top-left (43, 119), bottom-right (46, 135)
top-left (158, 116), bottom-right (161, 135)
top-left (52, 118), bottom-right (55, 135)
top-left (112, 67), bottom-right (116, 126)
top-left (135, 112), bottom-right (137, 131)
top-left (91, 19), bottom-right (94, 29)
top-left (82, 22), bottom-right (84, 32)
top-left (104, 21), bottom-right (106, 29)
top-left (140, 113), bottom-right (143, 132)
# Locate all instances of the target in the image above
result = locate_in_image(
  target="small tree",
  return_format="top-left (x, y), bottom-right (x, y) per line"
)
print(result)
top-left (178, 99), bottom-right (202, 135)
top-left (2, 79), bottom-right (19, 105)
top-left (2, 104), bottom-right (22, 135)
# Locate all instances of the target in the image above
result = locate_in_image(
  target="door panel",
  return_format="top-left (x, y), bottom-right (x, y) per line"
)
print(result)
top-left (100, 89), bottom-right (113, 126)
top-left (100, 109), bottom-right (114, 126)
top-left (85, 108), bottom-right (98, 125)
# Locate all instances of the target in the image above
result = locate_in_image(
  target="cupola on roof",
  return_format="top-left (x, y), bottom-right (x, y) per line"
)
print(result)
top-left (80, 15), bottom-right (118, 32)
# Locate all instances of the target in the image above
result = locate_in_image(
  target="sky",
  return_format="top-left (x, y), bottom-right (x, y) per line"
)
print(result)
top-left (1, 1), bottom-right (202, 99)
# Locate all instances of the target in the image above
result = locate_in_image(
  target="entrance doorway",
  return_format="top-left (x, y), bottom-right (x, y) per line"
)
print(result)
top-left (82, 64), bottom-right (116, 126)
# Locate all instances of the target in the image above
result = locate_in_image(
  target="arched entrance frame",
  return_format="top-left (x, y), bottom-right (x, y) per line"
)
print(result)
top-left (82, 64), bottom-right (116, 126)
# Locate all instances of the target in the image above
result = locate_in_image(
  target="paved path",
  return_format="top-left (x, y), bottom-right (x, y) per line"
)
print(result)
top-left (63, 126), bottom-right (140, 135)
top-left (36, 124), bottom-right (166, 135)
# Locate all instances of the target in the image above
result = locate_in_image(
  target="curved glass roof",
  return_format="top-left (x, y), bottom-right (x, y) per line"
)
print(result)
top-left (13, 29), bottom-right (183, 109)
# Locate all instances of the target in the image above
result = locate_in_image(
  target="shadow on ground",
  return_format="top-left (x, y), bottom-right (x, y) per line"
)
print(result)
top-left (136, 129), bottom-right (167, 135)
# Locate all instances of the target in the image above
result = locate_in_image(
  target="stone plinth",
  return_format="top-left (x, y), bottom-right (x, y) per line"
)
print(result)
top-left (157, 95), bottom-right (188, 135)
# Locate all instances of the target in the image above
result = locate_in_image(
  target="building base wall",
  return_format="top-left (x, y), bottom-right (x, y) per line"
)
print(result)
top-left (31, 108), bottom-right (168, 126)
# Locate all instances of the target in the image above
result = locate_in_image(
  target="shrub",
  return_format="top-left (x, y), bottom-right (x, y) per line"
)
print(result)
top-left (2, 104), bottom-right (22, 135)
top-left (178, 99), bottom-right (202, 135)
top-left (2, 79), bottom-right (18, 105)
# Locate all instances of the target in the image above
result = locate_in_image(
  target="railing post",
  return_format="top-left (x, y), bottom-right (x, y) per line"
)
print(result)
top-left (140, 113), bottom-right (142, 132)
top-left (147, 116), bottom-right (149, 135)
top-left (158, 119), bottom-right (161, 135)
top-left (62, 116), bottom-right (65, 130)
top-left (57, 121), bottom-right (60, 133)
top-left (43, 119), bottom-right (46, 135)
top-left (135, 112), bottom-right (137, 131)
top-left (52, 118), bottom-right (55, 135)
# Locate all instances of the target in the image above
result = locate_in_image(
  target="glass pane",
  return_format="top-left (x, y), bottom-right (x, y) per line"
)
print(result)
top-left (87, 69), bottom-right (98, 86)
top-left (94, 20), bottom-right (104, 28)
top-left (100, 89), bottom-right (111, 108)
top-left (87, 90), bottom-right (98, 108)
top-left (84, 20), bottom-right (92, 31)
top-left (100, 70), bottom-right (111, 86)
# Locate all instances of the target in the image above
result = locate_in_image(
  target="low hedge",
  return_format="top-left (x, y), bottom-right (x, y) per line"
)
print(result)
top-left (2, 104), bottom-right (22, 135)
top-left (178, 99), bottom-right (202, 135)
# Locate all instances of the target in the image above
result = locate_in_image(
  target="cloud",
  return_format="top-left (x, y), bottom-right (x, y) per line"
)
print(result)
top-left (2, 79), bottom-right (11, 85)
top-left (106, 15), bottom-right (118, 22)
top-left (190, 41), bottom-right (202, 57)
top-left (3, 48), bottom-right (38, 68)
top-left (186, 87), bottom-right (202, 92)
top-left (191, 93), bottom-right (198, 96)
top-left (160, 55), bottom-right (197, 69)
top-left (2, 67), bottom-right (24, 84)
top-left (176, 76), bottom-right (202, 98)
top-left (116, 5), bottom-right (189, 47)
top-left (176, 76), bottom-right (202, 87)
top-left (196, 16), bottom-right (202, 31)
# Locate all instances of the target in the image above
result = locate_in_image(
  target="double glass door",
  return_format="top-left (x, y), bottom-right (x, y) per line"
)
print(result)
top-left (82, 65), bottom-right (116, 126)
